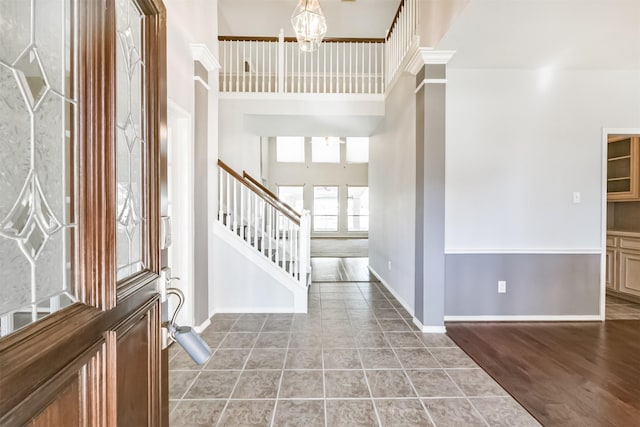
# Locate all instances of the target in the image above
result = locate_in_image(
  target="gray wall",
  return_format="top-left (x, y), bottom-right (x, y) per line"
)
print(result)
top-left (445, 254), bottom-right (601, 316)
top-left (265, 137), bottom-right (368, 238)
top-left (368, 74), bottom-right (417, 311)
top-left (415, 65), bottom-right (447, 328)
top-left (193, 62), bottom-right (209, 325)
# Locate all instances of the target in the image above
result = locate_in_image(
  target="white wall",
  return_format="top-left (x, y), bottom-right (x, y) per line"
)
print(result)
top-left (165, 0), bottom-right (219, 322)
top-left (369, 74), bottom-right (417, 312)
top-left (218, 95), bottom-right (384, 178)
top-left (166, 0), bottom-right (218, 111)
top-left (265, 138), bottom-right (368, 238)
top-left (445, 69), bottom-right (640, 252)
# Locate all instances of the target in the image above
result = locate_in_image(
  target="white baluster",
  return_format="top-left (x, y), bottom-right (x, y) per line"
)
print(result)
top-left (349, 42), bottom-right (353, 93)
top-left (375, 42), bottom-right (378, 93)
top-left (303, 48), bottom-right (307, 93)
top-left (247, 184), bottom-right (252, 241)
top-left (254, 193), bottom-right (259, 250)
top-left (323, 43), bottom-right (327, 93)
top-left (275, 212), bottom-right (280, 267)
top-left (233, 178), bottom-right (238, 231)
top-left (240, 184), bottom-right (245, 239)
top-left (330, 43), bottom-right (334, 93)
top-left (219, 168), bottom-right (224, 222)
top-left (278, 30), bottom-right (284, 93)
top-left (297, 45), bottom-right (301, 93)
top-left (226, 171), bottom-right (231, 230)
top-left (342, 42), bottom-right (346, 93)
top-left (261, 199), bottom-right (266, 255)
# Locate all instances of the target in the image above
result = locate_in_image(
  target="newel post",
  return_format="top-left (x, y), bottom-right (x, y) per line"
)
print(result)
top-left (278, 28), bottom-right (285, 93)
top-left (298, 210), bottom-right (311, 284)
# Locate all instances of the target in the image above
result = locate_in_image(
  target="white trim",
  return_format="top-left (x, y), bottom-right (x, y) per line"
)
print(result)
top-left (413, 317), bottom-right (447, 334)
top-left (405, 48), bottom-right (456, 75)
top-left (414, 78), bottom-right (448, 94)
top-left (444, 248), bottom-right (602, 255)
top-left (193, 76), bottom-right (210, 90)
top-left (193, 318), bottom-right (211, 334)
top-left (600, 127), bottom-right (640, 321)
top-left (368, 265), bottom-right (447, 333)
top-left (218, 92), bottom-right (384, 102)
top-left (190, 43), bottom-right (220, 71)
top-left (445, 315), bottom-right (602, 322)
top-left (367, 265), bottom-right (414, 317)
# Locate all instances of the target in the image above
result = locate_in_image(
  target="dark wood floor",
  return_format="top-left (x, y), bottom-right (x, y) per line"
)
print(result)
top-left (447, 321), bottom-right (640, 427)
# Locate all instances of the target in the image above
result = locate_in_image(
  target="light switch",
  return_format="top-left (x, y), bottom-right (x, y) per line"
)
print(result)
top-left (572, 192), bottom-right (581, 204)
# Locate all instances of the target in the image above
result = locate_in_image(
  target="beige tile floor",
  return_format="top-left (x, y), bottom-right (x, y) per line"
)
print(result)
top-left (169, 260), bottom-right (539, 426)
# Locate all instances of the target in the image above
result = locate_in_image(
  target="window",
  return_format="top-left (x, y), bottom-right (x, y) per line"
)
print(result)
top-left (313, 186), bottom-right (338, 232)
top-left (311, 137), bottom-right (340, 163)
top-left (276, 136), bottom-right (305, 162)
top-left (346, 137), bottom-right (369, 163)
top-left (348, 186), bottom-right (369, 232)
top-left (278, 186), bottom-right (304, 214)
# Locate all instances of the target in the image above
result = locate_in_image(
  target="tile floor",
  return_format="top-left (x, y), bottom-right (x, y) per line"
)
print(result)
top-left (169, 260), bottom-right (539, 426)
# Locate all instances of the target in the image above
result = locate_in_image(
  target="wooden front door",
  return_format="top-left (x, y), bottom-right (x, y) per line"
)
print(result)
top-left (0, 0), bottom-right (167, 425)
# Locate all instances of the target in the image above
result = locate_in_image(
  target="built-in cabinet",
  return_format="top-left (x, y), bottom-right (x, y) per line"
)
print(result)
top-left (606, 231), bottom-right (640, 301)
top-left (607, 136), bottom-right (640, 201)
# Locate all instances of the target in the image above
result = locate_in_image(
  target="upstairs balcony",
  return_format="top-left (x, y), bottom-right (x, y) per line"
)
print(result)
top-left (218, 0), bottom-right (419, 96)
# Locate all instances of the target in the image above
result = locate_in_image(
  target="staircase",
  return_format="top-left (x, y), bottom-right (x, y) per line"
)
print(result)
top-left (213, 160), bottom-right (311, 313)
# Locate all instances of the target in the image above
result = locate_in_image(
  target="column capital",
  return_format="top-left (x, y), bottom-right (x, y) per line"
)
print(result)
top-left (405, 48), bottom-right (456, 75)
top-left (190, 43), bottom-right (220, 71)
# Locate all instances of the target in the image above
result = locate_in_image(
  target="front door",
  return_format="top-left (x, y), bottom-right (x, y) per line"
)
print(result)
top-left (0, 0), bottom-right (167, 425)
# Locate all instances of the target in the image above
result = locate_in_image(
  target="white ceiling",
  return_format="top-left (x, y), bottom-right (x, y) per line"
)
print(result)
top-left (438, 0), bottom-right (640, 69)
top-left (218, 0), bottom-right (401, 39)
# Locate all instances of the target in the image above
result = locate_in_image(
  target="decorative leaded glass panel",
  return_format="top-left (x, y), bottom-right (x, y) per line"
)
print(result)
top-left (116, 0), bottom-right (146, 280)
top-left (0, 0), bottom-right (77, 337)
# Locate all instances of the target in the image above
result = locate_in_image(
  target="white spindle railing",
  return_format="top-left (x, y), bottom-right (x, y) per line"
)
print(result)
top-left (385, 0), bottom-right (418, 86)
top-left (219, 1), bottom-right (420, 94)
top-left (217, 161), bottom-right (311, 285)
top-left (219, 35), bottom-right (385, 95)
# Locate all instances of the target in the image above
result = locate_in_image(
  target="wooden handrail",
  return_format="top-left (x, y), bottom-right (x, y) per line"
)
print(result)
top-left (218, 35), bottom-right (385, 44)
top-left (218, 159), bottom-right (301, 225)
top-left (386, 0), bottom-right (405, 41)
top-left (242, 172), bottom-right (301, 219)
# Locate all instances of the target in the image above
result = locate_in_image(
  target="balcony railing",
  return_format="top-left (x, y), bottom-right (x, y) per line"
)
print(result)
top-left (218, 1), bottom-right (420, 95)
top-left (219, 34), bottom-right (385, 95)
top-left (385, 0), bottom-right (419, 86)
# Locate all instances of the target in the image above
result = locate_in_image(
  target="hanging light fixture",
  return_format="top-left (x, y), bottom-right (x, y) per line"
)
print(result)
top-left (291, 0), bottom-right (327, 53)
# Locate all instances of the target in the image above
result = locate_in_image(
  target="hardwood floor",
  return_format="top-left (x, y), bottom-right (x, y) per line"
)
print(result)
top-left (447, 321), bottom-right (640, 427)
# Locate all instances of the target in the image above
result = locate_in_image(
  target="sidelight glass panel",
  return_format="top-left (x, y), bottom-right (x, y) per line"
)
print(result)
top-left (0, 0), bottom-right (77, 337)
top-left (116, 0), bottom-right (146, 280)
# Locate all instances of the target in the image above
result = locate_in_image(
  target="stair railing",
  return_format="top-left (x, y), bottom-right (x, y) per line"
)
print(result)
top-left (218, 159), bottom-right (311, 285)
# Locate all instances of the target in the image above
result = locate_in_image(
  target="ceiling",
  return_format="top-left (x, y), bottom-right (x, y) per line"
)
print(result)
top-left (218, 0), bottom-right (401, 39)
top-left (438, 0), bottom-right (640, 69)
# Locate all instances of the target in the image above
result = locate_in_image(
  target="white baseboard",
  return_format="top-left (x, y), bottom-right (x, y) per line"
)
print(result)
top-left (367, 265), bottom-right (414, 317)
top-left (193, 318), bottom-right (211, 333)
top-left (413, 317), bottom-right (447, 334)
top-left (368, 265), bottom-right (447, 334)
top-left (444, 315), bottom-right (603, 322)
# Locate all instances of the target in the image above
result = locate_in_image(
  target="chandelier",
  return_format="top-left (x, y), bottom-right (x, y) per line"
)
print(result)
top-left (291, 0), bottom-right (327, 52)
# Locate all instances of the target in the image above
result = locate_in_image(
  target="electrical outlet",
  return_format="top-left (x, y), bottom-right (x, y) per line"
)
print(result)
top-left (498, 280), bottom-right (506, 293)
top-left (388, 261), bottom-right (392, 271)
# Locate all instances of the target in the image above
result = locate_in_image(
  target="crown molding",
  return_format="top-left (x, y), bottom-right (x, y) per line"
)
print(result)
top-left (190, 44), bottom-right (220, 71)
top-left (405, 48), bottom-right (456, 75)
